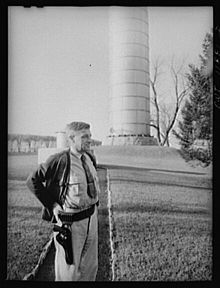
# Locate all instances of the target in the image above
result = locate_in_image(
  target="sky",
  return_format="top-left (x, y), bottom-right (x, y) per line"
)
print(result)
top-left (8, 6), bottom-right (213, 145)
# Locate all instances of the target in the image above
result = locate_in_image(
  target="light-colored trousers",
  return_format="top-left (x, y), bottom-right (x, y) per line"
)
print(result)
top-left (54, 206), bottom-right (98, 281)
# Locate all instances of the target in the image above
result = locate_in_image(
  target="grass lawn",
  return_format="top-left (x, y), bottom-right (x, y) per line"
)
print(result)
top-left (7, 180), bottom-right (53, 280)
top-left (8, 154), bottom-right (38, 181)
top-left (109, 169), bottom-right (212, 281)
top-left (7, 153), bottom-right (212, 281)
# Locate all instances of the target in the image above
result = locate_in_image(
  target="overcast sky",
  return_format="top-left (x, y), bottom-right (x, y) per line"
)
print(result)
top-left (8, 6), bottom-right (213, 144)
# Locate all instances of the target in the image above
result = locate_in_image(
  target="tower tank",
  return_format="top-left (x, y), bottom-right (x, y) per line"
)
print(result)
top-left (56, 131), bottom-right (67, 148)
top-left (106, 6), bottom-right (156, 145)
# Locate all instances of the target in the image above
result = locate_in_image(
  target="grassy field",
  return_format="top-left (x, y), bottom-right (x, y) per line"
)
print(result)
top-left (7, 152), bottom-right (212, 281)
top-left (109, 169), bottom-right (212, 281)
top-left (7, 154), bottom-right (111, 280)
top-left (8, 154), bottom-right (38, 181)
top-left (7, 154), bottom-right (52, 280)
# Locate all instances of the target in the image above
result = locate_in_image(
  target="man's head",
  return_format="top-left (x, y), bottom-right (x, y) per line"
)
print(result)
top-left (65, 121), bottom-right (92, 154)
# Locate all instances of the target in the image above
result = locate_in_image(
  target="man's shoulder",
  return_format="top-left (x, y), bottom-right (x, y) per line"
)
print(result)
top-left (46, 149), bottom-right (69, 164)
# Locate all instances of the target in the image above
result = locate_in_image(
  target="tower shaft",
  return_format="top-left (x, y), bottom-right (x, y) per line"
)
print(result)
top-left (109, 7), bottom-right (150, 139)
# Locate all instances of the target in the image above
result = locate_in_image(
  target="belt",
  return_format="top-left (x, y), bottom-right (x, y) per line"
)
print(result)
top-left (58, 202), bottom-right (98, 223)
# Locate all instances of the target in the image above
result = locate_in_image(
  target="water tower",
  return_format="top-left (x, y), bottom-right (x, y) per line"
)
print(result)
top-left (106, 6), bottom-right (157, 145)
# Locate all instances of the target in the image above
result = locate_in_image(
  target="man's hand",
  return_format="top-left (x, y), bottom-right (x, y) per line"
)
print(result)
top-left (53, 203), bottom-right (63, 222)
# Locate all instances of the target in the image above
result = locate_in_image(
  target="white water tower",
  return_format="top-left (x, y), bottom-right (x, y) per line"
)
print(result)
top-left (106, 6), bottom-right (157, 145)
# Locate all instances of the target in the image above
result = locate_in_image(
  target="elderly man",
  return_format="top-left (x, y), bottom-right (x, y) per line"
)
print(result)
top-left (26, 121), bottom-right (100, 281)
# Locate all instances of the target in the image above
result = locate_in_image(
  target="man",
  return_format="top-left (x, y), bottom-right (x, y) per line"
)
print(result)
top-left (26, 121), bottom-right (100, 281)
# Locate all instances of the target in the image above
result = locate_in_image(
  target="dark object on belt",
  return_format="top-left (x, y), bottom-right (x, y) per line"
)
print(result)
top-left (53, 224), bottom-right (73, 265)
top-left (57, 203), bottom-right (96, 223)
top-left (53, 203), bottom-right (98, 265)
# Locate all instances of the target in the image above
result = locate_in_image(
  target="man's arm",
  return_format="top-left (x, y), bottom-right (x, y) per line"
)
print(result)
top-left (26, 158), bottom-right (55, 209)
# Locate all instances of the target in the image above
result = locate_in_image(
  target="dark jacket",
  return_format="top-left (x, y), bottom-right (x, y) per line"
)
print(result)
top-left (26, 148), bottom-right (97, 222)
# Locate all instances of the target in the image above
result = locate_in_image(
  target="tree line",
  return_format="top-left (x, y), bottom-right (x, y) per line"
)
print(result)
top-left (8, 134), bottom-right (56, 153)
top-left (8, 133), bottom-right (56, 142)
top-left (8, 133), bottom-right (102, 153)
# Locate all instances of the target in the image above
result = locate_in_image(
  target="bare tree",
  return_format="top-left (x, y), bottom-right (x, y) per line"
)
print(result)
top-left (149, 58), bottom-right (164, 145)
top-left (150, 57), bottom-right (189, 146)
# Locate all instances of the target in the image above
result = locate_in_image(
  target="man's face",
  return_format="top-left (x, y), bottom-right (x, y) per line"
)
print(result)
top-left (72, 129), bottom-right (92, 153)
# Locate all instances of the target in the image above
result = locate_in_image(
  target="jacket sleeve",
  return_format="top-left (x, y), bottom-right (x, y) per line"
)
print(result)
top-left (26, 156), bottom-right (56, 210)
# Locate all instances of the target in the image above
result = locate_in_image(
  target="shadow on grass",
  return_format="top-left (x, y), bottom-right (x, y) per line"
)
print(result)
top-left (113, 203), bottom-right (210, 216)
top-left (111, 178), bottom-right (211, 190)
top-left (99, 164), bottom-right (206, 175)
top-left (34, 241), bottom-right (55, 281)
